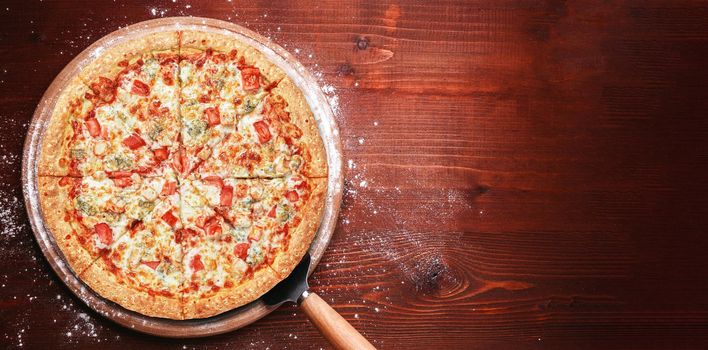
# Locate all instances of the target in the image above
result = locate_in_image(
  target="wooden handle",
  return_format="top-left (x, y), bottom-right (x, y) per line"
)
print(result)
top-left (300, 292), bottom-right (376, 350)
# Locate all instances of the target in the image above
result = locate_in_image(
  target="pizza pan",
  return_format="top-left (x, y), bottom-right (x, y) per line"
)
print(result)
top-left (21, 17), bottom-right (343, 338)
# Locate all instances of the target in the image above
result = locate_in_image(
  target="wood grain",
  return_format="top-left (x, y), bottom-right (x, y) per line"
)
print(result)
top-left (2, 0), bottom-right (708, 349)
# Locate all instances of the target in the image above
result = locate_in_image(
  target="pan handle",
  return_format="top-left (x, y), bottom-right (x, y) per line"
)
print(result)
top-left (299, 291), bottom-right (376, 350)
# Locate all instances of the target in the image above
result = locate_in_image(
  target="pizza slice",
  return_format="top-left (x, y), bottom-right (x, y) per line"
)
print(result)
top-left (188, 175), bottom-right (326, 279)
top-left (199, 79), bottom-right (327, 178)
top-left (177, 30), bottom-right (326, 179)
top-left (38, 78), bottom-right (166, 177)
top-left (80, 31), bottom-right (182, 177)
top-left (109, 51), bottom-right (181, 158)
top-left (178, 178), bottom-right (280, 318)
top-left (80, 176), bottom-right (184, 319)
top-left (177, 35), bottom-right (243, 178)
top-left (38, 173), bottom-right (164, 275)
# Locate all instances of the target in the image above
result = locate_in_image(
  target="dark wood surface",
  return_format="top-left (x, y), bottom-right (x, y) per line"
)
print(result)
top-left (2, 0), bottom-right (708, 348)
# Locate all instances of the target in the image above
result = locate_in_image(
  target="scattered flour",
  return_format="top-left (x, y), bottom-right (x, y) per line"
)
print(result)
top-left (148, 7), bottom-right (169, 17)
top-left (0, 190), bottom-right (26, 239)
top-left (322, 84), bottom-right (336, 94)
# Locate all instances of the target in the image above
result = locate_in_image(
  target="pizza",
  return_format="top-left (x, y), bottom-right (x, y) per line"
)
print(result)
top-left (36, 30), bottom-right (327, 319)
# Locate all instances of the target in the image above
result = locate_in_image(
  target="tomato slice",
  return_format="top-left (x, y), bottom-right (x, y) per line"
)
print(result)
top-left (190, 254), bottom-right (204, 272)
top-left (220, 185), bottom-right (234, 206)
top-left (172, 147), bottom-right (188, 174)
top-left (285, 190), bottom-right (299, 202)
top-left (175, 228), bottom-right (197, 244)
top-left (161, 210), bottom-right (179, 227)
top-left (267, 205), bottom-right (277, 218)
top-left (193, 52), bottom-right (208, 68)
top-left (131, 80), bottom-right (150, 96)
top-left (108, 171), bottom-right (132, 178)
top-left (172, 149), bottom-right (183, 172)
top-left (235, 183), bottom-right (248, 198)
top-left (253, 120), bottom-right (271, 143)
top-left (241, 66), bottom-right (261, 91)
top-left (161, 181), bottom-right (177, 196)
top-left (263, 78), bottom-right (281, 93)
top-left (59, 176), bottom-right (73, 187)
top-left (123, 133), bottom-right (146, 150)
top-left (233, 242), bottom-right (250, 260)
top-left (204, 107), bottom-right (221, 127)
top-left (85, 118), bottom-right (101, 138)
top-left (112, 177), bottom-right (133, 188)
top-left (282, 223), bottom-right (289, 237)
top-left (203, 176), bottom-right (224, 188)
top-left (162, 70), bottom-right (174, 86)
top-left (204, 216), bottom-right (219, 227)
top-left (94, 223), bottom-right (113, 246)
top-left (294, 180), bottom-right (309, 190)
top-left (206, 223), bottom-right (222, 236)
top-left (154, 147), bottom-right (169, 162)
top-left (91, 77), bottom-right (117, 103)
top-left (130, 220), bottom-right (144, 232)
top-left (142, 261), bottom-right (160, 270)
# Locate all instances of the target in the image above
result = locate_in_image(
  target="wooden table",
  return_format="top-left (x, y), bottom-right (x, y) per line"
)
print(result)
top-left (2, 1), bottom-right (708, 348)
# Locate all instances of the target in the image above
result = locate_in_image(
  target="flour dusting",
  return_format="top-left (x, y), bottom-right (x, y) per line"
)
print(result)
top-left (0, 189), bottom-right (26, 239)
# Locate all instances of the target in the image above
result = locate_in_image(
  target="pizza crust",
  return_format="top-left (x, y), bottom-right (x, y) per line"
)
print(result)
top-left (38, 177), bottom-right (97, 275)
top-left (38, 78), bottom-right (91, 176)
top-left (80, 258), bottom-right (184, 320)
top-left (182, 266), bottom-right (280, 319)
top-left (79, 31), bottom-right (180, 85)
top-left (181, 30), bottom-right (246, 53)
top-left (180, 30), bottom-right (286, 83)
top-left (271, 77), bottom-right (328, 178)
top-left (270, 178), bottom-right (327, 279)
